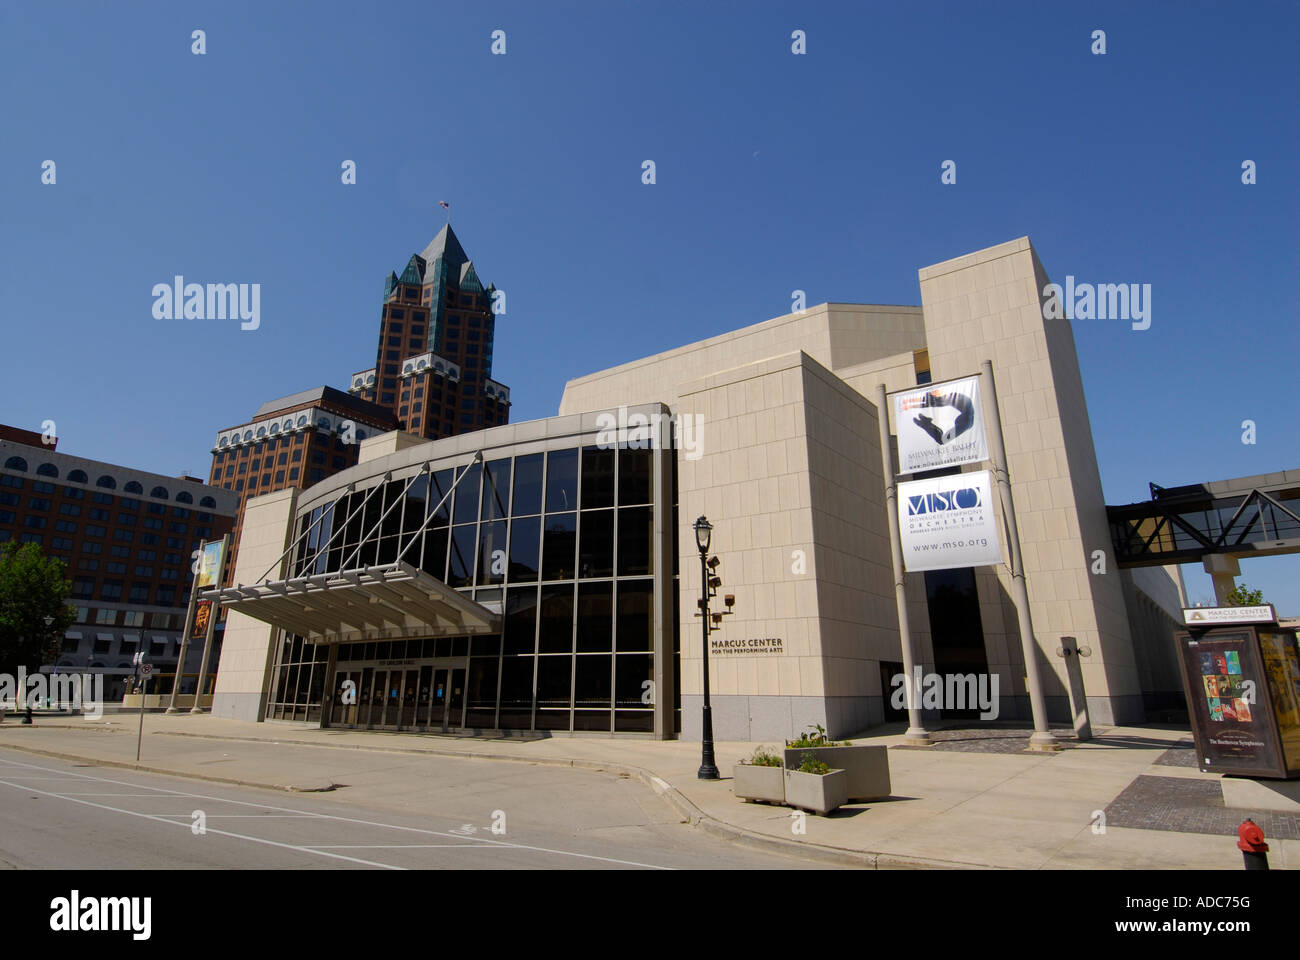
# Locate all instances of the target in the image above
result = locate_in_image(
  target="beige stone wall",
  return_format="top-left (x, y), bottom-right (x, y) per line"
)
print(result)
top-left (675, 350), bottom-right (897, 738)
top-left (918, 237), bottom-right (1143, 723)
top-left (559, 303), bottom-right (925, 417)
top-left (211, 487), bottom-right (298, 722)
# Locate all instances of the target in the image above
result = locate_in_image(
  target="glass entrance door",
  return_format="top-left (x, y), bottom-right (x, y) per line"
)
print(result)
top-left (428, 669), bottom-right (448, 730)
top-left (447, 668), bottom-right (466, 730)
top-left (381, 671), bottom-right (403, 728)
top-left (399, 670), bottom-right (418, 729)
top-left (367, 670), bottom-right (388, 727)
top-left (331, 671), bottom-right (361, 728)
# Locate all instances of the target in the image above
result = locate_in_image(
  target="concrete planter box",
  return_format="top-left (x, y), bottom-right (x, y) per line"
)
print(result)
top-left (732, 763), bottom-right (785, 803)
top-left (784, 745), bottom-right (891, 802)
top-left (783, 767), bottom-right (848, 815)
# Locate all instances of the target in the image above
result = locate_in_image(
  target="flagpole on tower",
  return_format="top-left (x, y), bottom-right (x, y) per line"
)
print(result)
top-left (439, 200), bottom-right (450, 225)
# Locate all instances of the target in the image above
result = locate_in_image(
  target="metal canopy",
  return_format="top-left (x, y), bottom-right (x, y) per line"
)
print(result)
top-left (201, 560), bottom-right (499, 645)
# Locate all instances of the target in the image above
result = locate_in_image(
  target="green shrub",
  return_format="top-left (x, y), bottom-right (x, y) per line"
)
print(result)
top-left (745, 746), bottom-right (783, 767)
top-left (797, 755), bottom-right (831, 775)
top-left (786, 723), bottom-right (846, 748)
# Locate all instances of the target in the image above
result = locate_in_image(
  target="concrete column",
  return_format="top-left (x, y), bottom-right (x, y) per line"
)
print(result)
top-left (1204, 555), bottom-right (1241, 605)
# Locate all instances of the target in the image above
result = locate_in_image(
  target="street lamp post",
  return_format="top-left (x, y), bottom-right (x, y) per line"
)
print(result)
top-left (694, 517), bottom-right (719, 779)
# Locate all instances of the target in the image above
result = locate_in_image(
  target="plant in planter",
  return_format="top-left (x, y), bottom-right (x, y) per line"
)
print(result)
top-left (733, 746), bottom-right (786, 804)
top-left (784, 724), bottom-right (892, 803)
top-left (783, 753), bottom-right (848, 815)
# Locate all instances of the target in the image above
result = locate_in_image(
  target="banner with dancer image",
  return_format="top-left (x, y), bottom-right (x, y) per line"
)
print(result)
top-left (893, 376), bottom-right (988, 473)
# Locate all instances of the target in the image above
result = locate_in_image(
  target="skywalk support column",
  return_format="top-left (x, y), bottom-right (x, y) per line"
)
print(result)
top-left (982, 360), bottom-right (1056, 750)
top-left (876, 383), bottom-right (931, 744)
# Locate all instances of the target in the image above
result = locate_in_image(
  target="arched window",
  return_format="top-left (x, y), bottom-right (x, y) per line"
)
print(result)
top-left (124, 480), bottom-right (143, 494)
top-left (36, 463), bottom-right (58, 477)
top-left (4, 456), bottom-right (28, 472)
top-left (151, 486), bottom-right (168, 499)
top-left (176, 491), bottom-right (193, 504)
top-left (68, 469), bottom-right (88, 483)
top-left (96, 475), bottom-right (116, 489)
top-left (200, 496), bottom-right (216, 508)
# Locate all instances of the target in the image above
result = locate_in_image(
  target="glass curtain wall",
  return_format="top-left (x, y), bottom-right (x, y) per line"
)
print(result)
top-left (268, 442), bottom-right (660, 732)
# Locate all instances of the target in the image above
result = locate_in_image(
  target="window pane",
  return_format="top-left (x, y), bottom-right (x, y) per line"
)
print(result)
top-left (542, 512), bottom-right (576, 581)
top-left (466, 658), bottom-right (499, 728)
top-left (545, 449), bottom-right (578, 513)
top-left (618, 447), bottom-right (653, 506)
top-left (576, 582), bottom-right (613, 652)
top-left (499, 656), bottom-right (534, 729)
top-left (535, 655), bottom-right (571, 710)
top-left (421, 526), bottom-right (448, 580)
top-left (481, 458), bottom-right (511, 521)
top-left (578, 509), bottom-right (613, 578)
top-left (615, 653), bottom-right (655, 709)
top-left (428, 470), bottom-right (454, 525)
top-left (508, 516), bottom-right (540, 582)
top-left (448, 525), bottom-right (476, 587)
top-left (616, 580), bottom-right (654, 651)
top-left (503, 585), bottom-right (537, 655)
top-left (477, 520), bottom-right (507, 585)
top-left (538, 584), bottom-right (574, 654)
top-left (512, 453), bottom-right (543, 516)
top-left (617, 506), bottom-right (653, 576)
top-left (575, 654), bottom-right (612, 709)
top-left (581, 446), bottom-right (615, 509)
top-left (452, 462), bottom-right (481, 525)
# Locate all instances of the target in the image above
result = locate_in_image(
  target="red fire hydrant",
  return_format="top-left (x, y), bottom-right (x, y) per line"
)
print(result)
top-left (1237, 819), bottom-right (1269, 870)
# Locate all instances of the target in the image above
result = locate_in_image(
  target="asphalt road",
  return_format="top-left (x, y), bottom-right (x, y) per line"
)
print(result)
top-left (0, 750), bottom-right (834, 870)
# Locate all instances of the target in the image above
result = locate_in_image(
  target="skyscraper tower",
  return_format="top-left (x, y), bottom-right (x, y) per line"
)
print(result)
top-left (348, 223), bottom-right (511, 439)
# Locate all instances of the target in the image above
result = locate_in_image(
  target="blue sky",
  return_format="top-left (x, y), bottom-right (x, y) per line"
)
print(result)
top-left (2, 1), bottom-right (1297, 610)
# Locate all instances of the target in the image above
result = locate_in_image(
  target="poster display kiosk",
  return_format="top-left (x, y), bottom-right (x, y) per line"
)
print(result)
top-left (1175, 607), bottom-right (1300, 780)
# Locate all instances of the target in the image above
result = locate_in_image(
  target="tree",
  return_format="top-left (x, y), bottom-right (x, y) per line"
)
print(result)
top-left (1225, 583), bottom-right (1266, 607)
top-left (0, 542), bottom-right (76, 676)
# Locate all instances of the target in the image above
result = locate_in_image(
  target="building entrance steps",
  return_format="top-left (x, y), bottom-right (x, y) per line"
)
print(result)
top-left (1, 714), bottom-right (1293, 869)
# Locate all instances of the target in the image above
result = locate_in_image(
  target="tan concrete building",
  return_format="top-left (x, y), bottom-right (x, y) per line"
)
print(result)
top-left (208, 236), bottom-right (1184, 739)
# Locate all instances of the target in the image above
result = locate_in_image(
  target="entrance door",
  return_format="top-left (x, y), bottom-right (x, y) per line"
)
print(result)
top-left (367, 670), bottom-right (389, 727)
top-left (416, 666), bottom-right (433, 729)
top-left (428, 669), bottom-right (448, 730)
top-left (447, 668), bottom-right (466, 730)
top-left (399, 670), bottom-right (418, 729)
top-left (381, 671), bottom-right (403, 728)
top-left (331, 671), bottom-right (361, 728)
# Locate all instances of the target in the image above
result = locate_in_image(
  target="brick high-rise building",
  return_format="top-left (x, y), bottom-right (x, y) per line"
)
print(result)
top-left (347, 223), bottom-right (511, 438)
top-left (0, 425), bottom-right (236, 699)
top-left (208, 223), bottom-right (510, 584)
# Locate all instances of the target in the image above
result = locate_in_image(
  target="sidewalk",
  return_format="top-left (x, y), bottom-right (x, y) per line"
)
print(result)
top-left (0, 712), bottom-right (1288, 869)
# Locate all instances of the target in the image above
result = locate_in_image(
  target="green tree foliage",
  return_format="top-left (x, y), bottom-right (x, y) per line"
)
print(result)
top-left (0, 542), bottom-right (76, 674)
top-left (1225, 583), bottom-right (1266, 607)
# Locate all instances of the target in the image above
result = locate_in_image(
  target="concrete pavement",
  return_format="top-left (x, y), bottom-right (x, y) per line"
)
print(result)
top-left (0, 713), bottom-right (1288, 869)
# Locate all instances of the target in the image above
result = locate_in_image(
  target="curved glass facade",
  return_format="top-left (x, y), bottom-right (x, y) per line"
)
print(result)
top-left (264, 441), bottom-right (675, 734)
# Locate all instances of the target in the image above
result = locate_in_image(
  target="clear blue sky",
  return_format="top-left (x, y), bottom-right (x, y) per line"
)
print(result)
top-left (2, 1), bottom-right (1297, 610)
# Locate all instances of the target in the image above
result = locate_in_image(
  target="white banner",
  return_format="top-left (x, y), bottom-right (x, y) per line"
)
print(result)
top-left (899, 471), bottom-right (1003, 572)
top-left (893, 376), bottom-right (988, 473)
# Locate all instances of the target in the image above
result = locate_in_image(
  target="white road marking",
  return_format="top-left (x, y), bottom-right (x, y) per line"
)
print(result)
top-left (0, 754), bottom-right (673, 870)
top-left (0, 777), bottom-right (404, 870)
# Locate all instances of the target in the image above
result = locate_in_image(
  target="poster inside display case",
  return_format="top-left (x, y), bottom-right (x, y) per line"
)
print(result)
top-left (1257, 631), bottom-right (1300, 770)
top-left (1175, 629), bottom-right (1289, 778)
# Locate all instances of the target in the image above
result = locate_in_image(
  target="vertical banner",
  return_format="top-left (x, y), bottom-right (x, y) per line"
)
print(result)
top-left (898, 470), bottom-right (1002, 572)
top-left (191, 600), bottom-right (213, 641)
top-left (893, 376), bottom-right (988, 473)
top-left (196, 540), bottom-right (224, 589)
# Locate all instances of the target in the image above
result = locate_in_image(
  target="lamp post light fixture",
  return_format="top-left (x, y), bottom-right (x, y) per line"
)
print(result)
top-left (692, 517), bottom-right (736, 781)
top-left (693, 517), bottom-right (719, 779)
